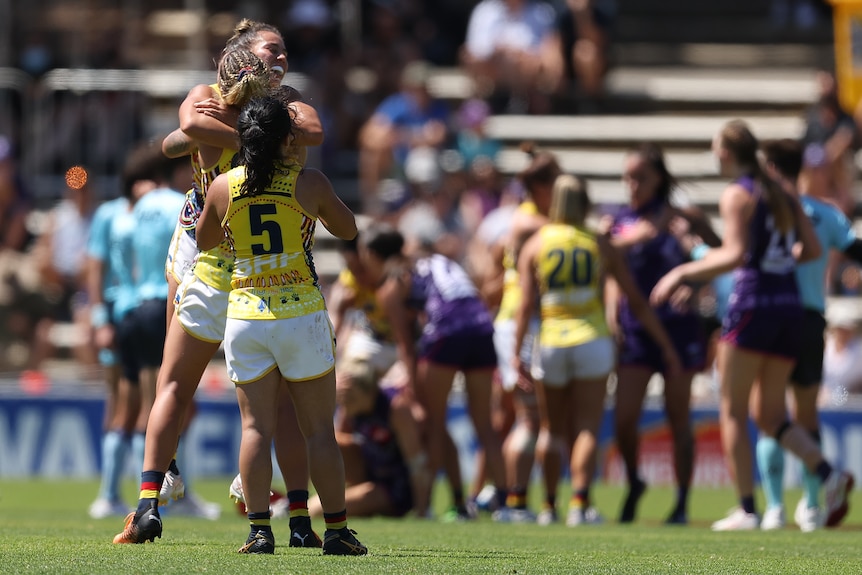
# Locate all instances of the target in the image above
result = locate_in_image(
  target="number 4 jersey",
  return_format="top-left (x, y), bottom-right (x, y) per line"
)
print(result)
top-left (727, 175), bottom-right (800, 312)
top-left (223, 164), bottom-right (325, 320)
top-left (535, 223), bottom-right (609, 348)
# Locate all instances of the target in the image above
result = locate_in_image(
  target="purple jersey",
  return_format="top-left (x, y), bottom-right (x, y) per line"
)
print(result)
top-left (611, 202), bottom-right (695, 331)
top-left (726, 176), bottom-right (800, 313)
top-left (409, 254), bottom-right (494, 344)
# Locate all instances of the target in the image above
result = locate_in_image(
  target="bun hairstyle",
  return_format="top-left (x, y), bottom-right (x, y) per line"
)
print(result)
top-left (217, 48), bottom-right (270, 107)
top-left (360, 223), bottom-right (405, 261)
top-left (236, 95), bottom-right (296, 197)
top-left (549, 174), bottom-right (591, 227)
top-left (518, 141), bottom-right (562, 195)
top-left (719, 120), bottom-right (794, 234)
top-left (223, 18), bottom-right (283, 54)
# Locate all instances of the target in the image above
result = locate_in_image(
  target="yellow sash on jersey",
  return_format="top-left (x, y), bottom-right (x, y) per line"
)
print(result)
top-left (190, 87), bottom-right (239, 292)
top-left (495, 201), bottom-right (539, 323)
top-left (536, 223), bottom-right (609, 348)
top-left (224, 165), bottom-right (324, 320)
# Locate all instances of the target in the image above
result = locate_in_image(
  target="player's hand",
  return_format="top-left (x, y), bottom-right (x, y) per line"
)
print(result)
top-left (651, 269), bottom-right (683, 306)
top-left (194, 98), bottom-right (239, 127)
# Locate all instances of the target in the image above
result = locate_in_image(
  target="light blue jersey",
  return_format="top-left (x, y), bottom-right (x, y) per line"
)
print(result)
top-left (86, 197), bottom-right (129, 311)
top-left (132, 187), bottom-right (185, 301)
top-left (107, 206), bottom-right (139, 322)
top-left (691, 244), bottom-right (734, 322)
top-left (796, 196), bottom-right (855, 313)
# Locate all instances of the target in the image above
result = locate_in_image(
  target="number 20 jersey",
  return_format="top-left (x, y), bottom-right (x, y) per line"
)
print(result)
top-left (223, 165), bottom-right (324, 320)
top-left (535, 223), bottom-right (609, 348)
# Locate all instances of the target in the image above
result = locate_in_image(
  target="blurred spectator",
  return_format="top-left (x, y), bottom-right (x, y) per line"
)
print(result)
top-left (27, 166), bottom-right (97, 378)
top-left (769, 0), bottom-right (830, 30)
top-left (282, 0), bottom-right (338, 75)
top-left (0, 137), bottom-right (31, 254)
top-left (0, 137), bottom-right (37, 370)
top-left (355, 1), bottom-right (425, 106)
top-left (358, 60), bottom-right (450, 213)
top-left (548, 0), bottom-right (614, 113)
top-left (454, 98), bottom-right (502, 168)
top-left (461, 0), bottom-right (559, 114)
top-left (802, 72), bottom-right (859, 214)
top-left (821, 307), bottom-right (862, 404)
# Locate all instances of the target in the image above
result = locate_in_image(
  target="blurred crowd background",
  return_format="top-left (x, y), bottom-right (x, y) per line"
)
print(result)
top-left (2, 0), bottom-right (862, 403)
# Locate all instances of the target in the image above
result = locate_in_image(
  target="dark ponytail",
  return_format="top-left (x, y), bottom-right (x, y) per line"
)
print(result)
top-left (236, 96), bottom-right (295, 197)
top-left (630, 142), bottom-right (675, 204)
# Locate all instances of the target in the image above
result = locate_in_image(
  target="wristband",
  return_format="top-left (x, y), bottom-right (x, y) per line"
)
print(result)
top-left (690, 243), bottom-right (710, 261)
top-left (91, 303), bottom-right (109, 328)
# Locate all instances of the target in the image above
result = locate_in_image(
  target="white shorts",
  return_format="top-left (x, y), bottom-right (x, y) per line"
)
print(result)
top-left (493, 318), bottom-right (538, 392)
top-left (175, 272), bottom-right (228, 343)
top-left (532, 336), bottom-right (616, 387)
top-left (224, 310), bottom-right (336, 384)
top-left (340, 329), bottom-right (398, 377)
top-left (165, 223), bottom-right (198, 285)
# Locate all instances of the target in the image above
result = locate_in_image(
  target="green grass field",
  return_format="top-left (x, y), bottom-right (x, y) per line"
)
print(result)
top-left (1, 478), bottom-right (859, 574)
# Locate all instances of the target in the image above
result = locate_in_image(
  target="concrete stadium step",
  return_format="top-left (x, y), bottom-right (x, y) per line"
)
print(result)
top-left (428, 65), bottom-right (821, 109)
top-left (613, 43), bottom-right (833, 69)
top-left (605, 67), bottom-right (818, 107)
top-left (496, 148), bottom-right (717, 179)
top-left (484, 113), bottom-right (805, 147)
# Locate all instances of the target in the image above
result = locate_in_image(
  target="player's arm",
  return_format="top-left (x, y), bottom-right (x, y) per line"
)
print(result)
top-left (162, 128), bottom-right (197, 159)
top-left (389, 392), bottom-right (431, 515)
top-left (300, 168), bottom-right (357, 240)
top-left (179, 84), bottom-right (241, 151)
top-left (328, 278), bottom-right (358, 342)
top-left (195, 174), bottom-right (229, 250)
top-left (277, 86), bottom-right (324, 148)
top-left (379, 275), bottom-right (417, 392)
top-left (513, 232), bottom-right (540, 388)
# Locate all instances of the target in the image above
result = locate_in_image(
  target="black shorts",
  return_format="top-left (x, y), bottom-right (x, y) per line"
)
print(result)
top-left (790, 309), bottom-right (826, 388)
top-left (116, 298), bottom-right (168, 384)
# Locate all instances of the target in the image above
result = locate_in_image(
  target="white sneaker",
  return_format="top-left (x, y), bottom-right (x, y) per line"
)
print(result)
top-left (474, 484), bottom-right (500, 513)
top-left (566, 506), bottom-right (604, 527)
top-left (228, 473), bottom-right (245, 503)
top-left (270, 496), bottom-right (290, 519)
top-left (165, 492), bottom-right (221, 520)
top-left (228, 472), bottom-right (274, 504)
top-left (760, 505), bottom-right (785, 531)
top-left (711, 508), bottom-right (759, 531)
top-left (794, 498), bottom-right (822, 533)
top-left (159, 470), bottom-right (185, 506)
top-left (492, 506), bottom-right (536, 523)
top-left (88, 498), bottom-right (130, 519)
top-left (823, 470), bottom-right (855, 527)
top-left (536, 508), bottom-right (558, 526)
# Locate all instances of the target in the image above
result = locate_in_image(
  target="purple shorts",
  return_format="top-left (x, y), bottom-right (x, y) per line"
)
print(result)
top-left (419, 331), bottom-right (498, 371)
top-left (720, 306), bottom-right (803, 360)
top-left (618, 316), bottom-right (706, 373)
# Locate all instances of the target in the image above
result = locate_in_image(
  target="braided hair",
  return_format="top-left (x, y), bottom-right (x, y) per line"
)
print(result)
top-left (217, 47), bottom-right (270, 107)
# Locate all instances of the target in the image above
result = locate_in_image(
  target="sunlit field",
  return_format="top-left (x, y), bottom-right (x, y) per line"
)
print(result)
top-left (1, 478), bottom-right (859, 575)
